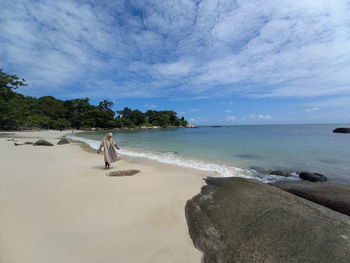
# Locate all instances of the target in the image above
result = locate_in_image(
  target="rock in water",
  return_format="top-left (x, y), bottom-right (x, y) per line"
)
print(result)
top-left (33, 139), bottom-right (54, 146)
top-left (299, 171), bottom-right (327, 182)
top-left (185, 177), bottom-right (350, 263)
top-left (333, 127), bottom-right (350, 133)
top-left (107, 170), bottom-right (140, 177)
top-left (57, 138), bottom-right (70, 145)
top-left (269, 170), bottom-right (293, 177)
top-left (273, 181), bottom-right (350, 216)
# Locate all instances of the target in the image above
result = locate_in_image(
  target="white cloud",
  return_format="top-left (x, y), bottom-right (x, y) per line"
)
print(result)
top-left (227, 115), bottom-right (236, 121)
top-left (1, 0), bottom-right (350, 102)
top-left (306, 97), bottom-right (350, 108)
top-left (221, 101), bottom-right (236, 105)
top-left (224, 110), bottom-right (232, 113)
top-left (190, 108), bottom-right (200, 112)
top-left (249, 114), bottom-right (272, 120)
top-left (305, 107), bottom-right (320, 113)
top-left (144, 104), bottom-right (157, 109)
top-left (156, 61), bottom-right (194, 77)
top-left (189, 117), bottom-right (207, 124)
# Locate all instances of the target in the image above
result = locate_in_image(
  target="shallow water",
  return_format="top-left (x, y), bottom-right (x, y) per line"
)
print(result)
top-left (69, 124), bottom-right (350, 184)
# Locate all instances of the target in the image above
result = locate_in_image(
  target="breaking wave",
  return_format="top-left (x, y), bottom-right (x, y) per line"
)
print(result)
top-left (67, 134), bottom-right (300, 183)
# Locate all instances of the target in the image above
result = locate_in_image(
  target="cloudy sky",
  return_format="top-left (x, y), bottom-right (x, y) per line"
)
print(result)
top-left (1, 0), bottom-right (350, 124)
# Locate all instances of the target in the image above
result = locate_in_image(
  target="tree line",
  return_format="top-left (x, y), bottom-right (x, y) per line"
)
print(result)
top-left (0, 69), bottom-right (188, 130)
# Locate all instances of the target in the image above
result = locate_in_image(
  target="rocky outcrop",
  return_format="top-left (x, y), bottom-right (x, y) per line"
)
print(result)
top-left (57, 138), bottom-right (70, 145)
top-left (273, 180), bottom-right (350, 216)
top-left (107, 170), bottom-right (140, 177)
top-left (33, 139), bottom-right (54, 146)
top-left (333, 127), bottom-right (350, 133)
top-left (299, 171), bottom-right (327, 182)
top-left (185, 177), bottom-right (350, 263)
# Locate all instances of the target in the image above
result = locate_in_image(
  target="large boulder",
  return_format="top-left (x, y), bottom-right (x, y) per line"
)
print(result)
top-left (273, 180), bottom-right (350, 216)
top-left (33, 139), bottom-right (54, 146)
top-left (185, 177), bottom-right (350, 263)
top-left (299, 171), bottom-right (327, 182)
top-left (57, 138), bottom-right (70, 145)
top-left (333, 127), bottom-right (350, 133)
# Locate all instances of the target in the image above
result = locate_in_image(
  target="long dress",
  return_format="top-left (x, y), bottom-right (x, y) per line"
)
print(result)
top-left (98, 137), bottom-right (120, 164)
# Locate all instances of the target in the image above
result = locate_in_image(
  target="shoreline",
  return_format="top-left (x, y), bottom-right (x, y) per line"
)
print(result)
top-left (69, 129), bottom-right (350, 185)
top-left (0, 130), bottom-right (210, 263)
top-left (4, 130), bottom-right (344, 185)
top-left (67, 132), bottom-right (300, 183)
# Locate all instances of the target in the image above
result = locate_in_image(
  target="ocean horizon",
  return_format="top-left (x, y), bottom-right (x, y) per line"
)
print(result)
top-left (70, 123), bottom-right (350, 185)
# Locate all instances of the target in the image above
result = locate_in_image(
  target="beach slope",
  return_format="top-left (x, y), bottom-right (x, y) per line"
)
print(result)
top-left (0, 131), bottom-right (204, 263)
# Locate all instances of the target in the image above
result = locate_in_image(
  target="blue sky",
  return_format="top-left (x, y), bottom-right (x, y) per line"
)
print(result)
top-left (1, 0), bottom-right (350, 125)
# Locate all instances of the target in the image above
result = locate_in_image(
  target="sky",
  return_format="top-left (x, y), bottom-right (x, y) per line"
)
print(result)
top-left (1, 0), bottom-right (350, 125)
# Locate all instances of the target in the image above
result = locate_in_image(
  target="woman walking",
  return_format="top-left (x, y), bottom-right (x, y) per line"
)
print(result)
top-left (97, 132), bottom-right (120, 169)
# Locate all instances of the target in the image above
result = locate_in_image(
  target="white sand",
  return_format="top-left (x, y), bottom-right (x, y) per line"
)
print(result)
top-left (0, 130), bottom-right (209, 263)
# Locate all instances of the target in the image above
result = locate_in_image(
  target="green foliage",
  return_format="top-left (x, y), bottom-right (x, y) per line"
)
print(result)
top-left (99, 100), bottom-right (113, 111)
top-left (113, 117), bottom-right (124, 128)
top-left (144, 110), bottom-right (187, 127)
top-left (0, 69), bottom-right (27, 91)
top-left (51, 118), bottom-right (71, 130)
top-left (142, 122), bottom-right (153, 127)
top-left (0, 69), bottom-right (188, 130)
top-left (38, 96), bottom-right (67, 119)
top-left (0, 69), bottom-right (27, 121)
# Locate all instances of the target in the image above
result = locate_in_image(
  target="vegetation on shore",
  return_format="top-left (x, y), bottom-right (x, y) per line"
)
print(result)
top-left (0, 69), bottom-right (188, 130)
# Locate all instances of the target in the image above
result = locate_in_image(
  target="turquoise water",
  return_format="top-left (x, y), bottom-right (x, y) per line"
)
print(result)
top-left (70, 124), bottom-right (350, 184)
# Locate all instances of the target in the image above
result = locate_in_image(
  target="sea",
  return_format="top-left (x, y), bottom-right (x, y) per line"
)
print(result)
top-left (68, 124), bottom-right (350, 184)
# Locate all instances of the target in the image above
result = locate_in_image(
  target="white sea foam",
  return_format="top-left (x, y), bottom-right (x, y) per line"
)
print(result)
top-left (67, 134), bottom-right (299, 183)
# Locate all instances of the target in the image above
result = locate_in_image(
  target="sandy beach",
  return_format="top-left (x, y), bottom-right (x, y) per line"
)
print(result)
top-left (0, 130), bottom-right (209, 263)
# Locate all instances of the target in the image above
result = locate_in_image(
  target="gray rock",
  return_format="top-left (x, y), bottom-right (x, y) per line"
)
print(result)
top-left (269, 170), bottom-right (293, 177)
top-left (249, 166), bottom-right (267, 174)
top-left (33, 139), bottom-right (54, 146)
top-left (185, 177), bottom-right (350, 263)
top-left (14, 141), bottom-right (34, 146)
top-left (299, 171), bottom-right (327, 182)
top-left (273, 180), bottom-right (350, 216)
top-left (333, 127), bottom-right (350, 133)
top-left (107, 170), bottom-right (140, 177)
top-left (57, 138), bottom-right (70, 145)
top-left (250, 167), bottom-right (295, 177)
